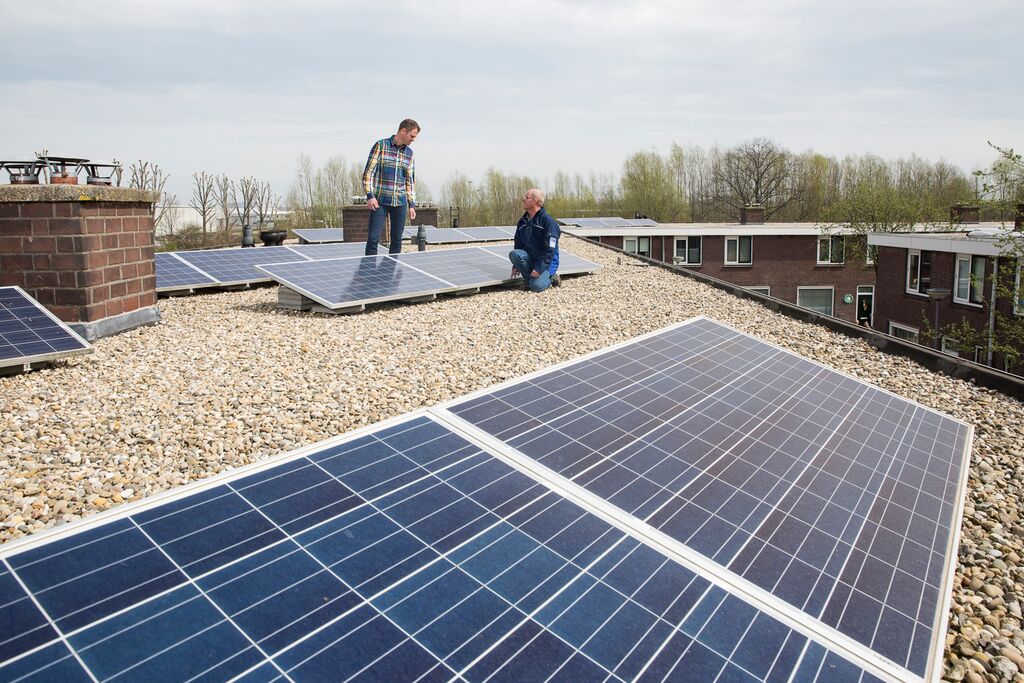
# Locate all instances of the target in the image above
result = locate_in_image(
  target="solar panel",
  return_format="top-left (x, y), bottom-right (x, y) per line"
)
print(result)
top-left (559, 217), bottom-right (659, 228)
top-left (442, 317), bottom-right (971, 681)
top-left (416, 226), bottom-right (515, 244)
top-left (477, 245), bottom-right (601, 276)
top-left (257, 254), bottom-right (451, 310)
top-left (286, 242), bottom-right (380, 260)
top-left (154, 252), bottom-right (218, 291)
top-left (0, 411), bottom-right (882, 682)
top-left (293, 228), bottom-right (345, 243)
top-left (391, 248), bottom-right (511, 288)
top-left (0, 286), bottom-right (92, 369)
top-left (173, 246), bottom-right (305, 286)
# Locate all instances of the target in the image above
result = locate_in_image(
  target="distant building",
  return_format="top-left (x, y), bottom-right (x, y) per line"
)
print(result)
top-left (563, 217), bottom-right (875, 324)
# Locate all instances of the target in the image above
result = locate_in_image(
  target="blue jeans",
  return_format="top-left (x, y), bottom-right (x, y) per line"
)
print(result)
top-left (508, 249), bottom-right (551, 292)
top-left (367, 203), bottom-right (407, 255)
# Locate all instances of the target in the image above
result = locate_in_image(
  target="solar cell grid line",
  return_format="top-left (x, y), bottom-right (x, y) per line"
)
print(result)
top-left (0, 287), bottom-right (91, 368)
top-left (153, 252), bottom-right (218, 291)
top-left (435, 316), bottom-right (972, 682)
top-left (1, 410), bottom-right (883, 683)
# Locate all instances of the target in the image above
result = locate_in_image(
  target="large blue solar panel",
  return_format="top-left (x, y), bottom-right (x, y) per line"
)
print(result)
top-left (0, 287), bottom-right (91, 368)
top-left (286, 242), bottom-right (379, 260)
top-left (444, 317), bottom-right (970, 680)
top-left (559, 217), bottom-right (659, 228)
top-left (154, 252), bottom-right (218, 291)
top-left (258, 254), bottom-right (452, 309)
top-left (478, 244), bottom-right (600, 275)
top-left (390, 248), bottom-right (513, 288)
top-left (0, 413), bottom-right (880, 682)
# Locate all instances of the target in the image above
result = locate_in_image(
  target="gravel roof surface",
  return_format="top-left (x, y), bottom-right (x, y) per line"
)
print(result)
top-left (1, 236), bottom-right (1022, 681)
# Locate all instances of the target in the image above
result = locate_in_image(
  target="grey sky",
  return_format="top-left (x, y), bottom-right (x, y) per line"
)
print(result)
top-left (3, 0), bottom-right (1021, 202)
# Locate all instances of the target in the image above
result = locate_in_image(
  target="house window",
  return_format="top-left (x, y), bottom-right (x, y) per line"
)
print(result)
top-left (625, 236), bottom-right (651, 257)
top-left (954, 254), bottom-right (986, 305)
top-left (674, 236), bottom-right (702, 265)
top-left (906, 249), bottom-right (932, 294)
top-left (725, 236), bottom-right (752, 265)
top-left (797, 287), bottom-right (834, 316)
top-left (866, 245), bottom-right (876, 266)
top-left (817, 236), bottom-right (845, 264)
top-left (746, 286), bottom-right (771, 296)
top-left (889, 322), bottom-right (919, 343)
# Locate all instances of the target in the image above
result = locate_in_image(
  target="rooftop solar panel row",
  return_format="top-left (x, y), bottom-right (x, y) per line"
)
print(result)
top-left (293, 228), bottom-right (345, 243)
top-left (257, 246), bottom-right (602, 312)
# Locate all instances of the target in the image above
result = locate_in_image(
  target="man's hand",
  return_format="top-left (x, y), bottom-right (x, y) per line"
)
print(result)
top-left (367, 197), bottom-right (380, 211)
top-left (511, 268), bottom-right (519, 278)
top-left (409, 206), bottom-right (416, 221)
top-left (531, 270), bottom-right (540, 278)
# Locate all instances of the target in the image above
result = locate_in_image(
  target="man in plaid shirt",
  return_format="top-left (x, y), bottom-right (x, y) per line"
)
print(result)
top-left (363, 118), bottom-right (420, 255)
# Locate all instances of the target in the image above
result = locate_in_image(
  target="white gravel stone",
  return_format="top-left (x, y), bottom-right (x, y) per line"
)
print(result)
top-left (2, 236), bottom-right (1023, 682)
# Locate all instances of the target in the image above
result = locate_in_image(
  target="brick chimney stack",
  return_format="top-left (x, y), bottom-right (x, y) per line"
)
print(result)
top-left (950, 203), bottom-right (980, 225)
top-left (740, 205), bottom-right (765, 225)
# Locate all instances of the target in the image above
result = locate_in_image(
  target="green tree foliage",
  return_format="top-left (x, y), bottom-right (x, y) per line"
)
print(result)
top-left (619, 150), bottom-right (687, 222)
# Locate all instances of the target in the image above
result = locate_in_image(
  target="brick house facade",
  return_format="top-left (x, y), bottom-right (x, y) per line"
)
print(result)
top-left (567, 223), bottom-right (875, 324)
top-left (869, 230), bottom-right (1022, 371)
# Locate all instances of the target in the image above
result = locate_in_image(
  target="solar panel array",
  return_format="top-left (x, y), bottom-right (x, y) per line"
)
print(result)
top-left (257, 246), bottom-right (601, 312)
top-left (0, 286), bottom-right (92, 369)
top-left (293, 228), bottom-right (345, 243)
top-left (559, 217), bottom-right (660, 228)
top-left (155, 244), bottom-right (375, 293)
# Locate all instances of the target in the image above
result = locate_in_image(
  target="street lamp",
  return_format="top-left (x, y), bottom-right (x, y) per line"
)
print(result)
top-left (927, 288), bottom-right (950, 350)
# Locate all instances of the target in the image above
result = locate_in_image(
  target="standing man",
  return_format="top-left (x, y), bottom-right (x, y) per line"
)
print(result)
top-left (509, 188), bottom-right (560, 292)
top-left (363, 119), bottom-right (420, 256)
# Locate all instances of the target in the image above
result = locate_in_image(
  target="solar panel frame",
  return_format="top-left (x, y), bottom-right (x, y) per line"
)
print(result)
top-left (0, 408), bottom-right (887, 683)
top-left (173, 246), bottom-right (311, 287)
top-left (292, 228), bottom-right (345, 243)
top-left (0, 286), bottom-right (92, 369)
top-left (435, 316), bottom-right (972, 682)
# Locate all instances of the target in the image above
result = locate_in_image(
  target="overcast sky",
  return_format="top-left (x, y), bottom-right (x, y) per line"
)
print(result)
top-left (3, 0), bottom-right (1021, 202)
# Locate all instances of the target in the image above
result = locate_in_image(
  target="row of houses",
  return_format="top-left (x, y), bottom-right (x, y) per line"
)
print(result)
top-left (563, 205), bottom-right (1024, 373)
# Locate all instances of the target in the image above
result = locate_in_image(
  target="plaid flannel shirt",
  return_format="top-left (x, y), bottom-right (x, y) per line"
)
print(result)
top-left (363, 136), bottom-right (416, 208)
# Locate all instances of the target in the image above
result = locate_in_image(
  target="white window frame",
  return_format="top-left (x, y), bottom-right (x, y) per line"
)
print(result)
top-left (796, 286), bottom-right (835, 316)
top-left (724, 236), bottom-right (753, 265)
top-left (889, 322), bottom-right (920, 343)
top-left (816, 236), bottom-right (845, 265)
top-left (906, 249), bottom-right (930, 296)
top-left (624, 236), bottom-right (651, 258)
top-left (746, 286), bottom-right (771, 296)
top-left (953, 253), bottom-right (985, 306)
top-left (673, 236), bottom-right (702, 265)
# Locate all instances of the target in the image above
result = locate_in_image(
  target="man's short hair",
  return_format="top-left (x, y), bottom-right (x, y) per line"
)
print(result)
top-left (528, 188), bottom-right (545, 206)
top-left (398, 118), bottom-right (421, 133)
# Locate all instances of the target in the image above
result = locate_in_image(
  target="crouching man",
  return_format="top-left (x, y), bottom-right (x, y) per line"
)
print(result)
top-left (509, 188), bottom-right (560, 292)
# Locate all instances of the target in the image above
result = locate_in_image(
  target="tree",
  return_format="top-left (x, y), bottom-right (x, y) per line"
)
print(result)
top-left (231, 176), bottom-right (259, 230)
top-left (128, 160), bottom-right (175, 232)
top-left (215, 174), bottom-right (232, 239)
top-left (189, 171), bottom-right (216, 235)
top-left (620, 150), bottom-right (686, 222)
top-left (253, 181), bottom-right (279, 228)
top-left (712, 138), bottom-right (799, 219)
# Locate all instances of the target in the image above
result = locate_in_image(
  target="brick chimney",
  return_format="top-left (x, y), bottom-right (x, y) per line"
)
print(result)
top-left (342, 204), bottom-right (439, 244)
top-left (740, 204), bottom-right (765, 225)
top-left (950, 203), bottom-right (980, 225)
top-left (0, 185), bottom-right (161, 340)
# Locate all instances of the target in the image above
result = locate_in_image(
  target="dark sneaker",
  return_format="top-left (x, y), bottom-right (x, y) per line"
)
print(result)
top-left (550, 273), bottom-right (561, 287)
